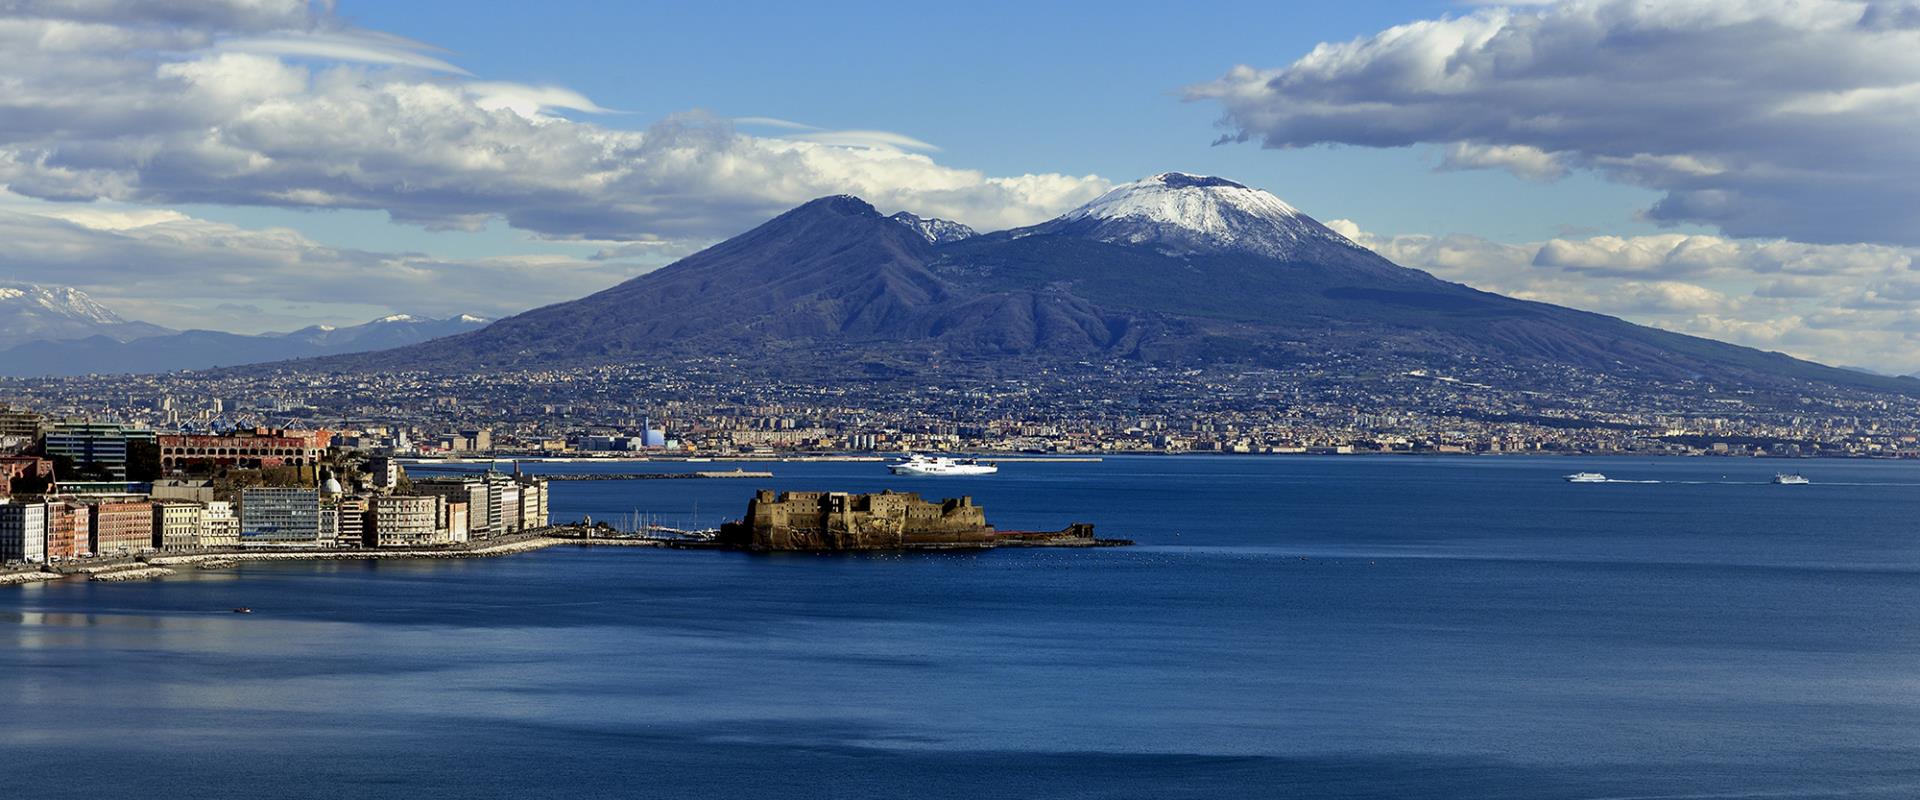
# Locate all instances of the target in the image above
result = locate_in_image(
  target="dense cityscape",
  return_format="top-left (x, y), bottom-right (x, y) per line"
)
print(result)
top-left (4, 354), bottom-right (1917, 466)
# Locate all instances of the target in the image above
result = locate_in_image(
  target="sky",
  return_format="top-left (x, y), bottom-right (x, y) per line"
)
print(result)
top-left (3, 0), bottom-right (1920, 372)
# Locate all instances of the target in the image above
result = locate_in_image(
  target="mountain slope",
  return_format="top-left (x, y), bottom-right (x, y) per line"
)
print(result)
top-left (295, 173), bottom-right (1913, 395)
top-left (0, 284), bottom-right (172, 343)
top-left (0, 314), bottom-right (488, 377)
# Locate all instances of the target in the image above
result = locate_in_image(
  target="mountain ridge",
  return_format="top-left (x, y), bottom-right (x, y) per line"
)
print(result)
top-left (245, 174), bottom-right (1916, 397)
top-left (0, 313), bottom-right (490, 377)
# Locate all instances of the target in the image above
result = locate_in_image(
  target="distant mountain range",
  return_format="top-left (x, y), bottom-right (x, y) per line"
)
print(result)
top-left (298, 172), bottom-right (1912, 396)
top-left (0, 284), bottom-right (173, 344)
top-left (0, 287), bottom-right (488, 376)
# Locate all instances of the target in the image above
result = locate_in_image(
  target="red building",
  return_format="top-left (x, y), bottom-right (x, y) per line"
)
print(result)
top-left (0, 455), bottom-right (54, 496)
top-left (159, 429), bottom-right (332, 472)
top-left (47, 501), bottom-right (90, 559)
top-left (89, 500), bottom-right (153, 557)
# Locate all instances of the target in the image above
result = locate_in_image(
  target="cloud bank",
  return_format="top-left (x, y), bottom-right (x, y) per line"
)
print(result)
top-left (0, 1), bottom-right (1107, 243)
top-left (1327, 219), bottom-right (1920, 373)
top-left (1190, 0), bottom-right (1920, 245)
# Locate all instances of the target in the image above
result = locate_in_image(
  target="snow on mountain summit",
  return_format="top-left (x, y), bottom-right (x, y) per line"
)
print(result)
top-left (888, 211), bottom-right (977, 244)
top-left (1044, 172), bottom-right (1362, 259)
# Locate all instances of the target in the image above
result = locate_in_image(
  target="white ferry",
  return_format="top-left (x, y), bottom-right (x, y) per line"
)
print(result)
top-left (1563, 472), bottom-right (1608, 483)
top-left (1771, 473), bottom-right (1810, 485)
top-left (888, 454), bottom-right (999, 477)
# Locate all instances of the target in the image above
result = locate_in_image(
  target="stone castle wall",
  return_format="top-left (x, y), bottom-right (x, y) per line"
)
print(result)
top-left (724, 489), bottom-right (996, 551)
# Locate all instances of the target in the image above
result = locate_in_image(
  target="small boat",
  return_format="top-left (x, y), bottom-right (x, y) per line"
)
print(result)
top-left (231, 607), bottom-right (253, 614)
top-left (1563, 472), bottom-right (1608, 483)
top-left (889, 454), bottom-right (999, 476)
top-left (1772, 473), bottom-right (1810, 485)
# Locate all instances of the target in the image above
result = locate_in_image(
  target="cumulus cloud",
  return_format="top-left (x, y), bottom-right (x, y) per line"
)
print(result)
top-left (0, 195), bottom-right (669, 331)
top-left (0, 1), bottom-right (1108, 246)
top-left (1189, 0), bottom-right (1920, 245)
top-left (1331, 219), bottom-right (1920, 373)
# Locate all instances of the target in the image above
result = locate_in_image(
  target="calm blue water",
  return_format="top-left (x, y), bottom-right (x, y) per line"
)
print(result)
top-left (5, 455), bottom-right (1920, 799)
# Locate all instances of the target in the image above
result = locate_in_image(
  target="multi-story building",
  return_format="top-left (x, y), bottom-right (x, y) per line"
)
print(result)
top-left (45, 421), bottom-right (156, 482)
top-left (0, 500), bottom-right (47, 564)
top-left (238, 488), bottom-right (321, 547)
top-left (336, 496), bottom-right (369, 547)
top-left (157, 428), bottom-right (331, 472)
top-left (151, 500), bottom-right (205, 551)
top-left (47, 501), bottom-right (90, 560)
top-left (0, 406), bottom-right (45, 442)
top-left (201, 501), bottom-right (238, 548)
top-left (443, 499), bottom-right (469, 544)
top-left (516, 476), bottom-right (549, 530)
top-left (498, 483), bottom-right (521, 533)
top-left (88, 500), bottom-right (153, 557)
top-left (368, 494), bottom-right (445, 548)
top-left (369, 457), bottom-right (402, 492)
top-left (414, 477), bottom-right (489, 539)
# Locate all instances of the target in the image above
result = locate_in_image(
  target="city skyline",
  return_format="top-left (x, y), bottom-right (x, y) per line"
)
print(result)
top-left (5, 1), bottom-right (1920, 371)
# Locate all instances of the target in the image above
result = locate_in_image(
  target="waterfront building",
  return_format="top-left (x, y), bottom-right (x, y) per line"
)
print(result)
top-left (516, 476), bottom-right (549, 530)
top-left (47, 501), bottom-right (91, 559)
top-left (157, 428), bottom-right (330, 472)
top-left (443, 499), bottom-right (469, 544)
top-left (238, 488), bottom-right (322, 547)
top-left (45, 421), bottom-right (156, 482)
top-left (498, 482), bottom-right (521, 533)
top-left (414, 477), bottom-right (488, 539)
top-left (482, 473), bottom-right (514, 536)
top-left (336, 496), bottom-right (369, 547)
top-left (0, 500), bottom-right (48, 564)
top-left (89, 500), bottom-right (153, 557)
top-left (368, 494), bottom-right (445, 548)
top-left (201, 501), bottom-right (237, 548)
top-left (152, 500), bottom-right (205, 551)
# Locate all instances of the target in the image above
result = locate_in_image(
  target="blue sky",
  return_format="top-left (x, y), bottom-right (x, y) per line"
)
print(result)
top-left (205, 0), bottom-right (1669, 254)
top-left (4, 1), bottom-right (1919, 371)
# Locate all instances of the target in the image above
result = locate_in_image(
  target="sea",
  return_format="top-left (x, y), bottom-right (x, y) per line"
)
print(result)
top-left (4, 455), bottom-right (1919, 799)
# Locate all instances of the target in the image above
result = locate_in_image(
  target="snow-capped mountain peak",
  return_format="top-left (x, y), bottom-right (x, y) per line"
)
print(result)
top-left (1041, 172), bottom-right (1360, 259)
top-left (0, 283), bottom-right (126, 325)
top-left (888, 211), bottom-right (977, 244)
top-left (0, 282), bottom-right (172, 344)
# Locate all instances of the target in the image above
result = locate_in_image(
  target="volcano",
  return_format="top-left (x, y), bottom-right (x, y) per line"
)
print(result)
top-left (308, 173), bottom-right (1909, 393)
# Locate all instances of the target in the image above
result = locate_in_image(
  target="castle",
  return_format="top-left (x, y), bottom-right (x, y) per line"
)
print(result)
top-left (719, 487), bottom-right (1122, 552)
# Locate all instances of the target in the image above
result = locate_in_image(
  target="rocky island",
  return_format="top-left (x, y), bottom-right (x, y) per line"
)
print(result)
top-left (715, 489), bottom-right (1129, 552)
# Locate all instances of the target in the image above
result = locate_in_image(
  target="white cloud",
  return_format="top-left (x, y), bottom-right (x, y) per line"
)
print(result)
top-left (0, 2), bottom-right (1109, 245)
top-left (1190, 0), bottom-right (1920, 245)
top-left (1331, 218), bottom-right (1920, 373)
top-left (0, 193), bottom-right (669, 331)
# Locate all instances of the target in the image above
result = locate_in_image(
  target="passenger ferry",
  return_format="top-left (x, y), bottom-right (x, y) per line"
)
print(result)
top-left (888, 454), bottom-right (999, 477)
top-left (1771, 473), bottom-right (1810, 485)
top-left (1563, 472), bottom-right (1608, 483)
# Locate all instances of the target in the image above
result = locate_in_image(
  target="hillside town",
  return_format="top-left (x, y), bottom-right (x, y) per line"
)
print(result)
top-left (2, 351), bottom-right (1918, 477)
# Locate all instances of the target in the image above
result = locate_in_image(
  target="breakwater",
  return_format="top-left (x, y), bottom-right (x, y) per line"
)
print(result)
top-left (543, 470), bottom-right (773, 481)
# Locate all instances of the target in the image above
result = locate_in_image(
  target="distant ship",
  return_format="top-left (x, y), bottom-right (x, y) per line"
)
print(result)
top-left (889, 454), bottom-right (999, 476)
top-left (1772, 473), bottom-right (1810, 485)
top-left (1563, 472), bottom-right (1608, 483)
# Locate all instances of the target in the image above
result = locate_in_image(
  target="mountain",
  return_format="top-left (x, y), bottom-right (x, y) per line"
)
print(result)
top-left (888, 211), bottom-right (977, 244)
top-left (0, 283), bottom-right (173, 343)
top-left (0, 313), bottom-right (489, 377)
top-left (292, 173), bottom-right (1912, 395)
